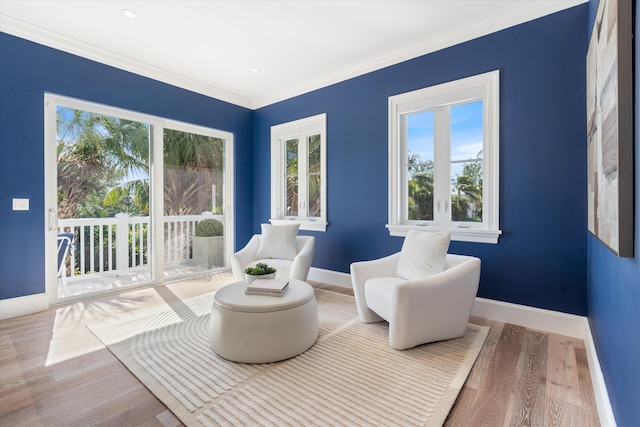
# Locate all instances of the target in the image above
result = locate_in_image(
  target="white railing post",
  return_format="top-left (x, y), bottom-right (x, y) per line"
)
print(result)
top-left (115, 213), bottom-right (130, 272)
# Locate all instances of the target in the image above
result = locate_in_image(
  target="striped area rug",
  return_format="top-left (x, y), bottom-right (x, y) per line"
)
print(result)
top-left (90, 290), bottom-right (488, 426)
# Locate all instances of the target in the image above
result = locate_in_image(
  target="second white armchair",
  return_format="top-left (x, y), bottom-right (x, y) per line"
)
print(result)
top-left (231, 224), bottom-right (315, 281)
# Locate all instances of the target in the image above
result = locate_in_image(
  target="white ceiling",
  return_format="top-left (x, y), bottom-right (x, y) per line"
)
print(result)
top-left (0, 0), bottom-right (585, 109)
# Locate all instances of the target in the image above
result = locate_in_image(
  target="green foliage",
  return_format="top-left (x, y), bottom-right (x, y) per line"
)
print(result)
top-left (451, 151), bottom-right (483, 222)
top-left (284, 135), bottom-right (322, 217)
top-left (57, 107), bottom-right (226, 219)
top-left (244, 263), bottom-right (276, 276)
top-left (56, 107), bottom-right (150, 219)
top-left (195, 218), bottom-right (223, 237)
top-left (407, 152), bottom-right (434, 221)
top-left (407, 150), bottom-right (483, 222)
top-left (163, 129), bottom-right (225, 216)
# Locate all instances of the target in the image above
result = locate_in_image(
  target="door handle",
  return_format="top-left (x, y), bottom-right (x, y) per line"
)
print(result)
top-left (49, 209), bottom-right (58, 231)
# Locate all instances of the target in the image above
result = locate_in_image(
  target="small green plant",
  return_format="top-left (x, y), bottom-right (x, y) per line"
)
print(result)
top-left (195, 218), bottom-right (223, 237)
top-left (244, 262), bottom-right (276, 276)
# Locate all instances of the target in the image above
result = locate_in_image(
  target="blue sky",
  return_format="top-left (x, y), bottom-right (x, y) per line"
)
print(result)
top-left (407, 100), bottom-right (483, 184)
top-left (407, 100), bottom-right (483, 162)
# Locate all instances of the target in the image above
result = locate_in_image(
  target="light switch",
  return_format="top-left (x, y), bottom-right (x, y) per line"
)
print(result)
top-left (12, 198), bottom-right (29, 211)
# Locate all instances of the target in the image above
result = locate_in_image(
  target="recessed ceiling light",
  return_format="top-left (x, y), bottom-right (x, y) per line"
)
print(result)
top-left (122, 9), bottom-right (137, 18)
top-left (251, 67), bottom-right (260, 73)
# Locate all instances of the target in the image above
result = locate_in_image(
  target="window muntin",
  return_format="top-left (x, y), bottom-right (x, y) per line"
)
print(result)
top-left (450, 101), bottom-right (483, 223)
top-left (307, 134), bottom-right (321, 218)
top-left (388, 71), bottom-right (500, 243)
top-left (286, 138), bottom-right (299, 217)
top-left (271, 114), bottom-right (327, 231)
top-left (407, 111), bottom-right (435, 221)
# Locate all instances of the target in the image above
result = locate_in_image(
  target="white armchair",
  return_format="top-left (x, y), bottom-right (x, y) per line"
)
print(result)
top-left (350, 252), bottom-right (481, 350)
top-left (231, 234), bottom-right (315, 281)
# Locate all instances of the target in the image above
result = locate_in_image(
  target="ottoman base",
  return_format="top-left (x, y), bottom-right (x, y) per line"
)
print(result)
top-left (210, 281), bottom-right (319, 363)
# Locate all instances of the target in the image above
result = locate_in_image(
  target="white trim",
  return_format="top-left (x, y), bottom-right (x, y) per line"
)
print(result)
top-left (0, 15), bottom-right (253, 109)
top-left (584, 322), bottom-right (618, 427)
top-left (1, 2), bottom-right (586, 110)
top-left (386, 224), bottom-right (502, 244)
top-left (0, 293), bottom-right (48, 320)
top-left (162, 119), bottom-right (235, 269)
top-left (388, 71), bottom-right (500, 242)
top-left (270, 114), bottom-right (327, 232)
top-left (44, 93), bottom-right (235, 303)
top-left (251, 1), bottom-right (586, 108)
top-left (269, 218), bottom-right (328, 232)
top-left (44, 95), bottom-right (58, 304)
top-left (308, 267), bottom-right (352, 288)
top-left (471, 296), bottom-right (586, 338)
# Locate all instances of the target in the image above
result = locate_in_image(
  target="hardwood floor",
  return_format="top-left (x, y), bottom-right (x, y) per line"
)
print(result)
top-left (1, 275), bottom-right (600, 426)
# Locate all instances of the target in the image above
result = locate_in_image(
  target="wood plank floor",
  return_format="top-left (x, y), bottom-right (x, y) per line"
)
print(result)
top-left (1, 274), bottom-right (600, 426)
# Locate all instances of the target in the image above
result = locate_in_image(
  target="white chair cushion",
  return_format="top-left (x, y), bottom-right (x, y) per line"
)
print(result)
top-left (364, 277), bottom-right (407, 322)
top-left (256, 223), bottom-right (300, 260)
top-left (396, 230), bottom-right (451, 280)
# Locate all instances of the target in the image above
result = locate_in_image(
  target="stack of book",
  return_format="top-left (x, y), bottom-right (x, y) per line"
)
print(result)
top-left (245, 278), bottom-right (289, 297)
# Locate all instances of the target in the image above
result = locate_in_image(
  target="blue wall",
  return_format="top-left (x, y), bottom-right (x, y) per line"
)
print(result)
top-left (254, 6), bottom-right (589, 315)
top-left (586, 1), bottom-right (640, 425)
top-left (0, 33), bottom-right (254, 300)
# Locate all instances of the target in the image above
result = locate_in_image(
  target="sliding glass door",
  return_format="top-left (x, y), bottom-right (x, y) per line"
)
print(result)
top-left (45, 95), bottom-right (233, 303)
top-left (162, 123), bottom-right (230, 279)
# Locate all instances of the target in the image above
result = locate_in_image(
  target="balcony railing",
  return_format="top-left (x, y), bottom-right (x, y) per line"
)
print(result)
top-left (58, 212), bottom-right (223, 280)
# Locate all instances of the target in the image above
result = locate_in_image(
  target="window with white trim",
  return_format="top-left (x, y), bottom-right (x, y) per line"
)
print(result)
top-left (388, 71), bottom-right (501, 243)
top-left (270, 113), bottom-right (327, 231)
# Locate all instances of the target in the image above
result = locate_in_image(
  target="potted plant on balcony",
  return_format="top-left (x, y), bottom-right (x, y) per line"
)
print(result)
top-left (192, 218), bottom-right (224, 268)
top-left (244, 262), bottom-right (276, 282)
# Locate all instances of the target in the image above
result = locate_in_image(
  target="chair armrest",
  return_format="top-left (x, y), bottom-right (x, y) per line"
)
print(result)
top-left (289, 236), bottom-right (315, 280)
top-left (350, 252), bottom-right (401, 323)
top-left (230, 235), bottom-right (260, 280)
top-left (390, 256), bottom-right (481, 349)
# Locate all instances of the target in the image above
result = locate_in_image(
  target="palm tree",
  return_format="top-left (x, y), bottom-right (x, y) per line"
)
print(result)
top-left (56, 108), bottom-right (149, 219)
top-left (407, 151), bottom-right (435, 220)
top-left (162, 129), bottom-right (224, 216)
top-left (452, 152), bottom-right (483, 221)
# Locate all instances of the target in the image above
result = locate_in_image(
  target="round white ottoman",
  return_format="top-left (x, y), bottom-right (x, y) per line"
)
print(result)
top-left (210, 279), bottom-right (319, 363)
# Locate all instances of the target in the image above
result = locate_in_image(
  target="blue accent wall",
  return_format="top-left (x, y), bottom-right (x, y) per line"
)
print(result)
top-left (0, 33), bottom-right (254, 300)
top-left (586, 1), bottom-right (640, 425)
top-left (254, 6), bottom-right (589, 315)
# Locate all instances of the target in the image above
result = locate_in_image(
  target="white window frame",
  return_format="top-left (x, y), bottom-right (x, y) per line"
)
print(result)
top-left (387, 71), bottom-right (501, 243)
top-left (270, 113), bottom-right (327, 232)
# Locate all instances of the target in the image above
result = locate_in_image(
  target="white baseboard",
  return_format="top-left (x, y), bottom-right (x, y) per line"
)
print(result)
top-left (0, 293), bottom-right (48, 320)
top-left (471, 297), bottom-right (587, 338)
top-left (308, 267), bottom-right (352, 288)
top-left (584, 320), bottom-right (618, 427)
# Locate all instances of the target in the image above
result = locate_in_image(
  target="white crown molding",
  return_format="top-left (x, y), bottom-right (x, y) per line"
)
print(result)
top-left (251, 0), bottom-right (587, 108)
top-left (2, 0), bottom-right (585, 110)
top-left (0, 14), bottom-right (253, 109)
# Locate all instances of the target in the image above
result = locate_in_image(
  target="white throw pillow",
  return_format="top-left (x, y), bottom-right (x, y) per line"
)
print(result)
top-left (256, 223), bottom-right (300, 260)
top-left (396, 230), bottom-right (451, 280)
